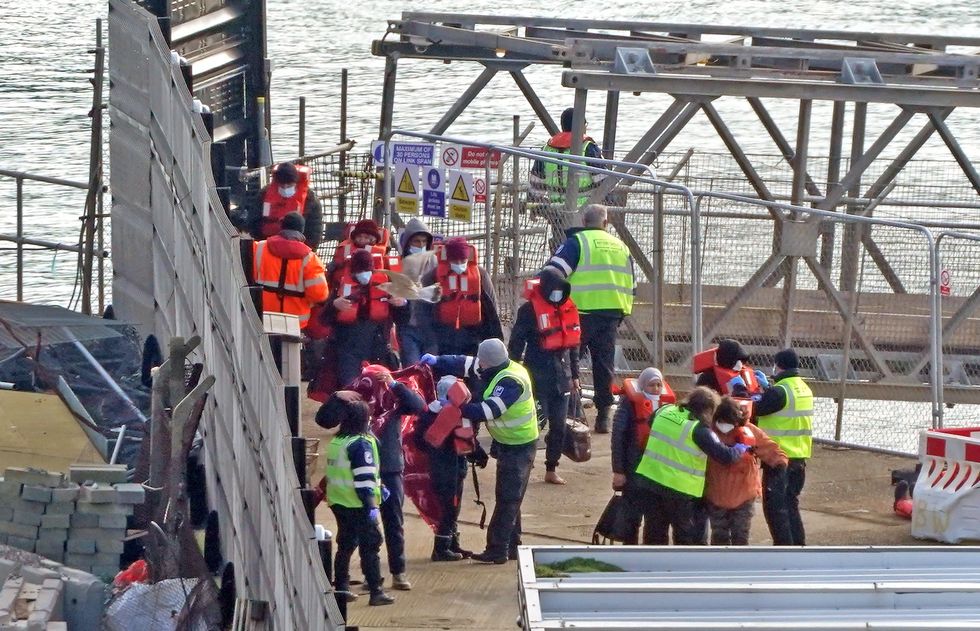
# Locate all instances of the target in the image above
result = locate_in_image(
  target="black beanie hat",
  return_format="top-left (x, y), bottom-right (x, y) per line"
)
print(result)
top-left (774, 348), bottom-right (799, 371)
top-left (716, 339), bottom-right (749, 369)
top-left (281, 211), bottom-right (305, 233)
top-left (273, 162), bottom-right (299, 184)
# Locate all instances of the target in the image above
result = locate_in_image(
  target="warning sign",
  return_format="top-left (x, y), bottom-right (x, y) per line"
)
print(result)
top-left (440, 143), bottom-right (501, 169)
top-left (394, 164), bottom-right (419, 215)
top-left (474, 175), bottom-right (487, 204)
top-left (940, 269), bottom-right (951, 297)
top-left (441, 144), bottom-right (461, 168)
top-left (422, 167), bottom-right (446, 218)
top-left (447, 169), bottom-right (473, 222)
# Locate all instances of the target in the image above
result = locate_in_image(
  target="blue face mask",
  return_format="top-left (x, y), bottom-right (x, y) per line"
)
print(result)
top-left (354, 271), bottom-right (372, 285)
top-left (408, 246), bottom-right (426, 255)
top-left (278, 185), bottom-right (296, 198)
top-left (450, 262), bottom-right (467, 274)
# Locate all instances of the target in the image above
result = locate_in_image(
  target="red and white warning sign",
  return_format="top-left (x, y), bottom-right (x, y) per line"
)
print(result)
top-left (440, 143), bottom-right (501, 170)
top-left (474, 176), bottom-right (487, 203)
top-left (940, 269), bottom-right (951, 296)
top-left (441, 144), bottom-right (461, 167)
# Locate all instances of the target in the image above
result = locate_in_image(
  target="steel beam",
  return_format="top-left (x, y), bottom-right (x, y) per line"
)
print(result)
top-left (780, 99), bottom-right (811, 349)
top-left (429, 66), bottom-right (499, 135)
top-left (602, 90), bottom-right (620, 159)
top-left (820, 101), bottom-right (846, 268)
top-left (928, 110), bottom-right (980, 195)
top-left (509, 70), bottom-right (560, 136)
top-left (910, 283), bottom-right (980, 377)
top-left (748, 97), bottom-right (822, 198)
top-left (566, 89), bottom-right (589, 212)
top-left (700, 252), bottom-right (785, 350)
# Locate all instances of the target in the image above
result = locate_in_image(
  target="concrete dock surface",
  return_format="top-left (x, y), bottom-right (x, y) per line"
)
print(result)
top-left (304, 402), bottom-right (921, 630)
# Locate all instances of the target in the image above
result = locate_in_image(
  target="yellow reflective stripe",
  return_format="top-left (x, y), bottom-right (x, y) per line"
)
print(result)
top-left (305, 275), bottom-right (327, 289)
top-left (643, 451), bottom-right (707, 478)
top-left (765, 428), bottom-right (813, 437)
top-left (262, 201), bottom-right (272, 217)
top-left (578, 263), bottom-right (634, 274)
top-left (573, 283), bottom-right (634, 295)
top-left (489, 412), bottom-right (534, 429)
top-left (254, 242), bottom-right (266, 273)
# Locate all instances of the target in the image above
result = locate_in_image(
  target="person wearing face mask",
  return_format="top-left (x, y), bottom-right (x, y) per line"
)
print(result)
top-left (546, 204), bottom-right (636, 435)
top-left (248, 161), bottom-right (323, 249)
top-left (327, 249), bottom-right (406, 387)
top-left (507, 268), bottom-right (581, 485)
top-left (251, 212), bottom-right (329, 329)
top-left (753, 348), bottom-right (813, 546)
top-left (392, 218), bottom-right (439, 365)
top-left (632, 386), bottom-right (751, 545)
top-left (705, 397), bottom-right (787, 545)
top-left (694, 338), bottom-right (767, 399)
top-left (610, 367), bottom-right (676, 543)
top-left (419, 339), bottom-right (538, 564)
top-left (420, 237), bottom-right (502, 356)
top-left (328, 219), bottom-right (399, 287)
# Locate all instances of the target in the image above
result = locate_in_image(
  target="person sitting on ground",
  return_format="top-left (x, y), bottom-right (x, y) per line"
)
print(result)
top-left (705, 397), bottom-right (787, 545)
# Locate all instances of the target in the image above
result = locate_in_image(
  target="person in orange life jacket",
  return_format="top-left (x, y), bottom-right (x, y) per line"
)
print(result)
top-left (631, 387), bottom-right (751, 545)
top-left (420, 339), bottom-right (536, 564)
top-left (325, 249), bottom-right (407, 387)
top-left (319, 392), bottom-right (395, 606)
top-left (507, 268), bottom-right (580, 485)
top-left (251, 212), bottom-right (329, 329)
top-left (247, 161), bottom-right (323, 249)
top-left (705, 397), bottom-right (787, 546)
top-left (419, 237), bottom-right (502, 356)
top-left (546, 205), bottom-right (636, 434)
top-left (413, 375), bottom-right (476, 562)
top-left (695, 338), bottom-right (768, 398)
top-left (391, 217), bottom-right (439, 365)
top-left (611, 367), bottom-right (667, 544)
top-left (349, 367), bottom-right (425, 591)
top-left (328, 219), bottom-right (385, 284)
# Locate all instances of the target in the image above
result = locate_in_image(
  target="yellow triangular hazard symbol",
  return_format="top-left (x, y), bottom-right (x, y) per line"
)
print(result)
top-left (450, 176), bottom-right (470, 203)
top-left (398, 170), bottom-right (417, 195)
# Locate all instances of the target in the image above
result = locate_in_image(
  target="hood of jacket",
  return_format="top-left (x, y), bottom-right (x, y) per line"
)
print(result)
top-left (265, 233), bottom-right (312, 260)
top-left (399, 217), bottom-right (433, 254)
top-left (537, 266), bottom-right (571, 302)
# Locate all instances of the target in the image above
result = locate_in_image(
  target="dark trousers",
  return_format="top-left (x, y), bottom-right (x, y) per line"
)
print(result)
top-left (637, 485), bottom-right (705, 545)
top-left (539, 388), bottom-right (570, 470)
top-left (762, 459), bottom-right (807, 545)
top-left (335, 322), bottom-right (393, 387)
top-left (486, 440), bottom-right (536, 557)
top-left (398, 324), bottom-right (437, 367)
top-left (331, 505), bottom-right (383, 592)
top-left (579, 313), bottom-right (620, 410)
top-left (707, 499), bottom-right (755, 545)
top-left (379, 472), bottom-right (406, 574)
top-left (430, 450), bottom-right (467, 536)
top-left (433, 324), bottom-right (480, 357)
top-left (621, 479), bottom-right (645, 545)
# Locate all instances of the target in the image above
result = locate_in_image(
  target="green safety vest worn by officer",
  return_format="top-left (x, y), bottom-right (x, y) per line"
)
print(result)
top-left (756, 375), bottom-right (813, 459)
top-left (569, 229), bottom-right (634, 315)
top-left (635, 404), bottom-right (708, 498)
top-left (326, 434), bottom-right (382, 508)
top-left (541, 140), bottom-right (598, 207)
top-left (482, 361), bottom-right (539, 446)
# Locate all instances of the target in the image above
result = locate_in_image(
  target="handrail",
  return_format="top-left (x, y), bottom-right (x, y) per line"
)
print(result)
top-left (0, 168), bottom-right (88, 190)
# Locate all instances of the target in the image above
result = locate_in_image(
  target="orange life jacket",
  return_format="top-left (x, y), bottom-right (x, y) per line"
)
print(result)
top-left (623, 377), bottom-right (677, 448)
top-left (435, 244), bottom-right (482, 329)
top-left (259, 164), bottom-right (311, 238)
top-left (692, 347), bottom-right (762, 397)
top-left (334, 270), bottom-right (391, 325)
top-left (523, 278), bottom-right (581, 351)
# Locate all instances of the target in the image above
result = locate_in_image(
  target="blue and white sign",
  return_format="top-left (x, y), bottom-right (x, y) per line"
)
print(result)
top-left (422, 166), bottom-right (446, 218)
top-left (370, 140), bottom-right (436, 166)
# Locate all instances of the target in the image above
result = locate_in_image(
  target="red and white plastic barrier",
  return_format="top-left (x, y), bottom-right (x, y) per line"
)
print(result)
top-left (911, 427), bottom-right (980, 543)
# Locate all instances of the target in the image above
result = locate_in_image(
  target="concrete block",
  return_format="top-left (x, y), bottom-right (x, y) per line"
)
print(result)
top-left (7, 536), bottom-right (35, 553)
top-left (95, 539), bottom-right (124, 555)
top-left (67, 465), bottom-right (127, 485)
top-left (12, 511), bottom-right (42, 527)
top-left (65, 540), bottom-right (95, 555)
top-left (0, 521), bottom-right (38, 539)
top-left (97, 514), bottom-right (127, 530)
top-left (3, 469), bottom-right (64, 488)
top-left (111, 483), bottom-right (145, 505)
top-left (48, 486), bottom-right (78, 504)
top-left (73, 502), bottom-right (132, 516)
top-left (66, 528), bottom-right (102, 541)
top-left (0, 507), bottom-right (12, 522)
top-left (36, 530), bottom-right (67, 544)
top-left (18, 566), bottom-right (59, 585)
top-left (68, 514), bottom-right (99, 529)
top-left (46, 623), bottom-right (67, 630)
top-left (31, 579), bottom-right (63, 618)
top-left (0, 559), bottom-right (17, 585)
top-left (34, 540), bottom-right (65, 564)
top-left (38, 514), bottom-right (70, 530)
top-left (62, 553), bottom-right (96, 570)
top-left (41, 503), bottom-right (72, 516)
top-left (59, 567), bottom-right (106, 631)
top-left (0, 481), bottom-right (21, 500)
top-left (0, 535), bottom-right (6, 545)
top-left (87, 565), bottom-right (118, 580)
top-left (10, 499), bottom-right (46, 515)
top-left (77, 485), bottom-right (116, 504)
top-left (19, 486), bottom-right (52, 504)
top-left (0, 577), bottom-right (22, 612)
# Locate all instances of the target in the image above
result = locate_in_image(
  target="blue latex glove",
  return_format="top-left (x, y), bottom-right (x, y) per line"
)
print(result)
top-left (726, 375), bottom-right (746, 392)
top-left (754, 369), bottom-right (770, 388)
top-left (368, 507), bottom-right (381, 523)
top-left (750, 394), bottom-right (763, 403)
top-left (733, 442), bottom-right (751, 455)
top-left (381, 486), bottom-right (391, 503)
top-left (419, 353), bottom-right (438, 366)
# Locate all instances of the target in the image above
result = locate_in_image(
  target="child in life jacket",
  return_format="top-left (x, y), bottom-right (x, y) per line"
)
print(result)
top-left (704, 397), bottom-right (787, 545)
top-left (694, 338), bottom-right (768, 399)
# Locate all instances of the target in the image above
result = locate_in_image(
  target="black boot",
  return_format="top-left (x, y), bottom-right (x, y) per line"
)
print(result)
top-left (594, 407), bottom-right (611, 434)
top-left (431, 535), bottom-right (464, 562)
top-left (450, 531), bottom-right (472, 559)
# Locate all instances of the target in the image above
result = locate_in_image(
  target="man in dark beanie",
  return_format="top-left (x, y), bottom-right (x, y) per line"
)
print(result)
top-left (695, 338), bottom-right (767, 398)
top-left (754, 348), bottom-right (813, 545)
top-left (247, 161), bottom-right (323, 249)
top-left (420, 237), bottom-right (502, 355)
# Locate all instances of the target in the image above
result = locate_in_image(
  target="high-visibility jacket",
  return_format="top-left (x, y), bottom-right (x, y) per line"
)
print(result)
top-left (524, 279), bottom-right (581, 351)
top-left (756, 376), bottom-right (814, 459)
top-left (259, 164), bottom-right (311, 239)
top-left (635, 404), bottom-right (707, 498)
top-left (482, 361), bottom-right (539, 446)
top-left (568, 229), bottom-right (634, 315)
top-left (540, 132), bottom-right (598, 206)
top-left (252, 236), bottom-right (328, 328)
top-left (435, 244), bottom-right (482, 329)
top-left (335, 270), bottom-right (391, 325)
top-left (622, 377), bottom-right (677, 448)
top-left (326, 434), bottom-right (381, 508)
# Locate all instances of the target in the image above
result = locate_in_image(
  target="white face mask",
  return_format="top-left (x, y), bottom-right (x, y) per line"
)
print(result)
top-left (548, 289), bottom-right (564, 303)
top-left (408, 246), bottom-right (426, 255)
top-left (354, 271), bottom-right (372, 285)
top-left (279, 185), bottom-right (296, 198)
top-left (449, 262), bottom-right (467, 274)
top-left (716, 422), bottom-right (735, 434)
top-left (772, 365), bottom-right (778, 375)
top-left (732, 360), bottom-right (743, 372)
top-left (643, 393), bottom-right (660, 405)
